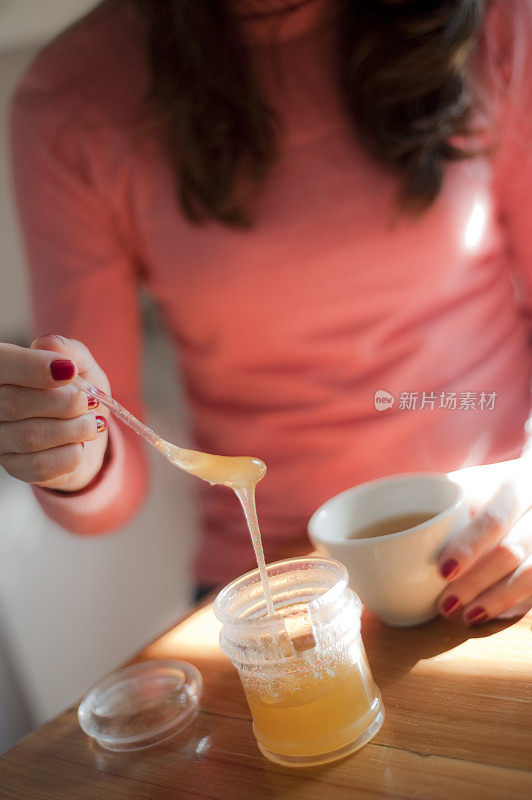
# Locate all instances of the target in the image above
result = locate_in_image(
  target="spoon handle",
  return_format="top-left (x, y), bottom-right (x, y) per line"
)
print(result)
top-left (71, 375), bottom-right (176, 456)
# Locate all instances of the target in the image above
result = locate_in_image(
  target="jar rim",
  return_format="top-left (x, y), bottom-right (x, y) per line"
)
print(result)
top-left (213, 556), bottom-right (349, 626)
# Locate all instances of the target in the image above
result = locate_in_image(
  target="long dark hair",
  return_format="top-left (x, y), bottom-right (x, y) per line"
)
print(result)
top-left (133, 0), bottom-right (486, 227)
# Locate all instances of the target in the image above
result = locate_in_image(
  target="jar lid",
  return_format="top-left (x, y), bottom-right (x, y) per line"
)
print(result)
top-left (78, 659), bottom-right (203, 751)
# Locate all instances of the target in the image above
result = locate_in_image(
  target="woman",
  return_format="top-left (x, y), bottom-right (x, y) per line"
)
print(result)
top-left (3, 0), bottom-right (532, 621)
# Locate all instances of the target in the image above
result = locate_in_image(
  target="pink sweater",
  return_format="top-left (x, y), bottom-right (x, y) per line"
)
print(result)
top-left (10, 0), bottom-right (532, 585)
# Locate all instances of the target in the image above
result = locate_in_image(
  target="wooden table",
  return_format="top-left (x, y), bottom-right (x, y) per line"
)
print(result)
top-left (1, 602), bottom-right (531, 799)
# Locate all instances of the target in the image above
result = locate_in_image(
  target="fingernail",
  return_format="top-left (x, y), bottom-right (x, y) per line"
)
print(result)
top-left (44, 334), bottom-right (68, 344)
top-left (87, 395), bottom-right (99, 410)
top-left (95, 415), bottom-right (107, 433)
top-left (50, 359), bottom-right (75, 381)
top-left (440, 558), bottom-right (459, 580)
top-left (32, 334), bottom-right (67, 347)
top-left (466, 606), bottom-right (487, 625)
top-left (442, 596), bottom-right (461, 616)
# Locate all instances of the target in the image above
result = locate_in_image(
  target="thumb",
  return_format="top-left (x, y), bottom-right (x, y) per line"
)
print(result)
top-left (31, 333), bottom-right (74, 359)
top-left (31, 334), bottom-right (110, 394)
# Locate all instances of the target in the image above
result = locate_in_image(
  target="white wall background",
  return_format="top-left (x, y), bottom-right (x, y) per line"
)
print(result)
top-left (0, 1), bottom-right (199, 754)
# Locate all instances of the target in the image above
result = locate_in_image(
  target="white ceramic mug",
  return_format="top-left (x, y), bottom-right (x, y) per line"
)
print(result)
top-left (308, 473), bottom-right (469, 627)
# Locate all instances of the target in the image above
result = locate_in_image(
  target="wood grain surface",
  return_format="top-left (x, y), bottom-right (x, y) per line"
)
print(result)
top-left (1, 600), bottom-right (531, 800)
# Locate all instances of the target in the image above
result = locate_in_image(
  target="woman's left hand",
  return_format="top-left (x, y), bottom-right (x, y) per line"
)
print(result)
top-left (438, 460), bottom-right (532, 625)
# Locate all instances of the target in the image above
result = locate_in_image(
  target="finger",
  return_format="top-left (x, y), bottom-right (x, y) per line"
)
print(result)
top-left (31, 335), bottom-right (110, 394)
top-left (496, 597), bottom-right (532, 619)
top-left (461, 555), bottom-right (532, 625)
top-left (0, 342), bottom-right (78, 389)
top-left (447, 461), bottom-right (519, 514)
top-left (0, 443), bottom-right (85, 484)
top-left (438, 515), bottom-right (532, 618)
top-left (437, 481), bottom-right (521, 582)
top-left (0, 384), bottom-right (98, 422)
top-left (0, 414), bottom-right (107, 455)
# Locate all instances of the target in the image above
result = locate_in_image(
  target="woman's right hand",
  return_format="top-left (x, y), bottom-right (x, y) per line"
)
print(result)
top-left (0, 334), bottom-right (110, 492)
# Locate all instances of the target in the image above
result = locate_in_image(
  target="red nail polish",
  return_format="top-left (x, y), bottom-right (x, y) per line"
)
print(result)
top-left (50, 359), bottom-right (75, 381)
top-left (440, 558), bottom-right (459, 580)
top-left (87, 395), bottom-right (99, 410)
top-left (95, 415), bottom-right (107, 433)
top-left (442, 596), bottom-right (460, 615)
top-left (466, 606), bottom-right (487, 625)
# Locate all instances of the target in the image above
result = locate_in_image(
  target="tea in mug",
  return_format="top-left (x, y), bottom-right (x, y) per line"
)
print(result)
top-left (350, 511), bottom-right (436, 540)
